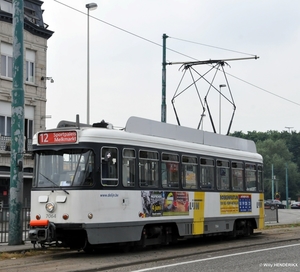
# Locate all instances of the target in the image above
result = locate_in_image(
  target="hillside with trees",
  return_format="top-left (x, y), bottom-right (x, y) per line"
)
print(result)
top-left (231, 130), bottom-right (300, 201)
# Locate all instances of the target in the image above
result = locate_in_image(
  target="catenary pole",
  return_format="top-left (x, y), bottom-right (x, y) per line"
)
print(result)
top-left (286, 163), bottom-right (289, 208)
top-left (271, 164), bottom-right (274, 200)
top-left (161, 33), bottom-right (168, 122)
top-left (9, 0), bottom-right (24, 245)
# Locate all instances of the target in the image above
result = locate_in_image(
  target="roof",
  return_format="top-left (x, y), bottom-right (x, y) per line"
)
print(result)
top-left (125, 116), bottom-right (257, 153)
top-left (0, 0), bottom-right (54, 39)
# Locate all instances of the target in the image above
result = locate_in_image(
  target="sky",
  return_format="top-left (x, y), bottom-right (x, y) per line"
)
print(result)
top-left (42, 0), bottom-right (300, 134)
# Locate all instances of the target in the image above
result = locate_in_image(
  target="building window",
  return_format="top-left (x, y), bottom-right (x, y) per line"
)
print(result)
top-left (6, 117), bottom-right (11, 136)
top-left (1, 45), bottom-right (36, 82)
top-left (26, 60), bottom-right (34, 83)
top-left (1, 54), bottom-right (13, 78)
top-left (0, 116), bottom-right (4, 135)
top-left (1, 43), bottom-right (13, 78)
top-left (26, 49), bottom-right (35, 83)
top-left (0, 116), bottom-right (33, 138)
top-left (0, 116), bottom-right (11, 136)
top-left (25, 118), bottom-right (33, 139)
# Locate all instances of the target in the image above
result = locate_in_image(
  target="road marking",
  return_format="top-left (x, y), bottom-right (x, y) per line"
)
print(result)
top-left (132, 243), bottom-right (300, 272)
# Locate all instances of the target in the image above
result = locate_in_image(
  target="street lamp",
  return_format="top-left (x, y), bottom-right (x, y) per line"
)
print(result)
top-left (86, 3), bottom-right (98, 124)
top-left (285, 126), bottom-right (293, 133)
top-left (219, 84), bottom-right (226, 134)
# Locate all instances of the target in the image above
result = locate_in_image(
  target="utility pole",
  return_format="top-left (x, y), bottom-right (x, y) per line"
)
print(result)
top-left (161, 33), bottom-right (168, 122)
top-left (9, 0), bottom-right (24, 245)
top-left (286, 163), bottom-right (289, 208)
top-left (271, 164), bottom-right (274, 200)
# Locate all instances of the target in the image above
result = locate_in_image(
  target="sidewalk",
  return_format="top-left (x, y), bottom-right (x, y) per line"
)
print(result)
top-left (0, 241), bottom-right (33, 253)
top-left (266, 209), bottom-right (300, 225)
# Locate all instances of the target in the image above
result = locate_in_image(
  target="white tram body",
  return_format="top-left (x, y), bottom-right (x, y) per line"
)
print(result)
top-left (29, 117), bottom-right (264, 249)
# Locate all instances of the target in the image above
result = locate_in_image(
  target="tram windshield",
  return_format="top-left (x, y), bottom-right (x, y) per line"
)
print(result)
top-left (33, 149), bottom-right (94, 188)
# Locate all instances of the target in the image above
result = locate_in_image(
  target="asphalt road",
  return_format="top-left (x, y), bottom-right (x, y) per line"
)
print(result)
top-left (128, 240), bottom-right (300, 272)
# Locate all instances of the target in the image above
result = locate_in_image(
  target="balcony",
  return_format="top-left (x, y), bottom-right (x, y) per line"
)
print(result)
top-left (0, 135), bottom-right (32, 152)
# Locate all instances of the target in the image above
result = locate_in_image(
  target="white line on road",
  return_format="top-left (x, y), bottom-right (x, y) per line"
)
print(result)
top-left (132, 243), bottom-right (300, 272)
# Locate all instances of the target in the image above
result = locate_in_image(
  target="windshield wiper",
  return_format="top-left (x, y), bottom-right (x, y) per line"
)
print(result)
top-left (39, 172), bottom-right (69, 195)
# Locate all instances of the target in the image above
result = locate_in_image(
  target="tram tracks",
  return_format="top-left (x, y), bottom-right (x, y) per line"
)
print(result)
top-left (1, 227), bottom-right (300, 272)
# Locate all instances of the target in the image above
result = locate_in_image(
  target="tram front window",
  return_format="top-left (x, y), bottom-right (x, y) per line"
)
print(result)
top-left (33, 149), bottom-right (94, 187)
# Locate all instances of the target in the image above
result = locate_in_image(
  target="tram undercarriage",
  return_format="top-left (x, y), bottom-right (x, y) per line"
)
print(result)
top-left (29, 218), bottom-right (257, 251)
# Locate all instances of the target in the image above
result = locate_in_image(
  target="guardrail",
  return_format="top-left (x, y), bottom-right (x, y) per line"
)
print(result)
top-left (0, 207), bottom-right (30, 243)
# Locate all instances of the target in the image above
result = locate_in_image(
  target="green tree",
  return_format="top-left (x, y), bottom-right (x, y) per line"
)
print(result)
top-left (256, 139), bottom-right (300, 200)
top-left (232, 130), bottom-right (300, 201)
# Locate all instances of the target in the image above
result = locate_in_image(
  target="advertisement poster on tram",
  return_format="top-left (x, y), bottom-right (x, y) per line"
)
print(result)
top-left (220, 193), bottom-right (252, 214)
top-left (140, 191), bottom-right (189, 218)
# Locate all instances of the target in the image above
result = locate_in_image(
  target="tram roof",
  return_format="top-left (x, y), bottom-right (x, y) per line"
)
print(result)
top-left (125, 117), bottom-right (257, 153)
top-left (53, 116), bottom-right (257, 154)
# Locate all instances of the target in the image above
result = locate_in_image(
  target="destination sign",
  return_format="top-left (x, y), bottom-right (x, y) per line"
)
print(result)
top-left (38, 131), bottom-right (77, 145)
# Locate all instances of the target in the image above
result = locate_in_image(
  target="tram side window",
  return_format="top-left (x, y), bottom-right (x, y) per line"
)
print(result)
top-left (232, 161), bottom-right (244, 191)
top-left (217, 159), bottom-right (230, 190)
top-left (122, 148), bottom-right (136, 187)
top-left (182, 155), bottom-right (197, 189)
top-left (139, 150), bottom-right (159, 188)
top-left (101, 147), bottom-right (118, 186)
top-left (200, 158), bottom-right (215, 190)
top-left (258, 164), bottom-right (263, 191)
top-left (161, 153), bottom-right (179, 188)
top-left (245, 163), bottom-right (256, 191)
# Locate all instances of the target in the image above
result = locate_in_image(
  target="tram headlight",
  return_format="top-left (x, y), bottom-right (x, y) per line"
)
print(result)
top-left (45, 202), bottom-right (56, 213)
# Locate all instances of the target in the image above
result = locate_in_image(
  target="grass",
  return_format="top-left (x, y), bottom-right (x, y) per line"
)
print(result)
top-left (0, 250), bottom-right (49, 260)
top-left (264, 223), bottom-right (300, 229)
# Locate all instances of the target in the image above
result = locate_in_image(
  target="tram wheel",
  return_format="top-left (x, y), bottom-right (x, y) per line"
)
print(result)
top-left (245, 222), bottom-right (253, 236)
top-left (83, 246), bottom-right (95, 254)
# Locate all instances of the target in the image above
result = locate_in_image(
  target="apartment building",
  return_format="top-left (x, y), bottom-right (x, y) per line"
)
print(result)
top-left (0, 0), bottom-right (53, 207)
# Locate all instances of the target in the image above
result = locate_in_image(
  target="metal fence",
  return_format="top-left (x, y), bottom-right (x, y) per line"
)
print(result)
top-left (264, 207), bottom-right (279, 224)
top-left (0, 207), bottom-right (31, 243)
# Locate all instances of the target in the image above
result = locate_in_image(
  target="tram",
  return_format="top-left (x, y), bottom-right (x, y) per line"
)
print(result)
top-left (28, 116), bottom-right (264, 251)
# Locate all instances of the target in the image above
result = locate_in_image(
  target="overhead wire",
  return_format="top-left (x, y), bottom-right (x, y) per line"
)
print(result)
top-left (53, 0), bottom-right (197, 61)
top-left (52, 0), bottom-right (299, 107)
